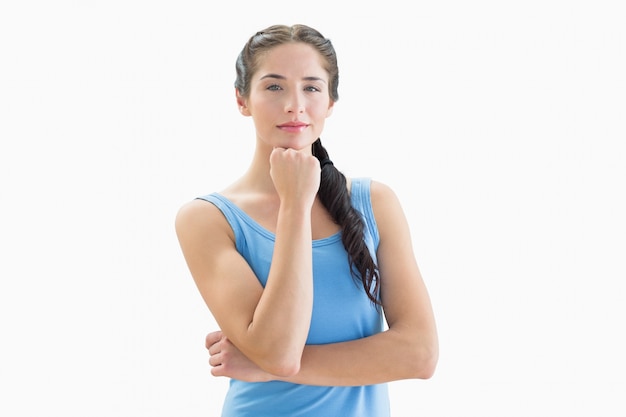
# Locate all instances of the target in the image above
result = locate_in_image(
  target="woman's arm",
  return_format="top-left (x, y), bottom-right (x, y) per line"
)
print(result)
top-left (207, 180), bottom-right (439, 386)
top-left (176, 148), bottom-right (321, 377)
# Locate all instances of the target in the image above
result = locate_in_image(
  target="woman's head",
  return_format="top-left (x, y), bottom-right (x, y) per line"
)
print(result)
top-left (235, 24), bottom-right (381, 306)
top-left (235, 24), bottom-right (339, 102)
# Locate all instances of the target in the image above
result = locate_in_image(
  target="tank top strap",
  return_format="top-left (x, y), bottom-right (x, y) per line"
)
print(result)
top-left (195, 193), bottom-right (251, 253)
top-left (350, 177), bottom-right (380, 251)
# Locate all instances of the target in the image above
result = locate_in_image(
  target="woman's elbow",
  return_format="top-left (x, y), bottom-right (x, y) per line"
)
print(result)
top-left (415, 353), bottom-right (438, 379)
top-left (407, 341), bottom-right (439, 380)
top-left (258, 353), bottom-right (302, 378)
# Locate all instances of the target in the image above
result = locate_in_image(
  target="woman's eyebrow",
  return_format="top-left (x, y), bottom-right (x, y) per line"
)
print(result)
top-left (259, 73), bottom-right (286, 80)
top-left (259, 73), bottom-right (327, 83)
top-left (303, 76), bottom-right (327, 84)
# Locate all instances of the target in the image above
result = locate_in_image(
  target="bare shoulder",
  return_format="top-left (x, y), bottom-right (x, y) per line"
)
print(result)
top-left (175, 197), bottom-right (233, 245)
top-left (175, 198), bottom-right (217, 229)
top-left (369, 179), bottom-right (404, 216)
top-left (368, 179), bottom-right (411, 241)
top-left (369, 179), bottom-right (399, 199)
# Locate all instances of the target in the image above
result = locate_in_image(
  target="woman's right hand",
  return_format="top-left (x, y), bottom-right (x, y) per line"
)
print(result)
top-left (269, 147), bottom-right (320, 208)
top-left (206, 330), bottom-right (274, 383)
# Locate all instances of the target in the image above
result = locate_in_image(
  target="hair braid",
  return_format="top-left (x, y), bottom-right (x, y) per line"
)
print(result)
top-left (312, 139), bottom-right (381, 306)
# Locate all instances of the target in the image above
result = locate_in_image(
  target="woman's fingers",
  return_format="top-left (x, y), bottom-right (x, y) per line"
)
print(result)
top-left (205, 330), bottom-right (223, 350)
top-left (209, 351), bottom-right (222, 367)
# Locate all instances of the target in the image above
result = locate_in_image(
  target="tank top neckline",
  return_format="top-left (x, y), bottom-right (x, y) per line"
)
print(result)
top-left (209, 192), bottom-right (343, 245)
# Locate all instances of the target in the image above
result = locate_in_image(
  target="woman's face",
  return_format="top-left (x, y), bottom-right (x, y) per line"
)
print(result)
top-left (238, 42), bottom-right (335, 152)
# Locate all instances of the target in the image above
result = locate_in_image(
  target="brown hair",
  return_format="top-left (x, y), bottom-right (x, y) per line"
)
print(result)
top-left (235, 24), bottom-right (381, 306)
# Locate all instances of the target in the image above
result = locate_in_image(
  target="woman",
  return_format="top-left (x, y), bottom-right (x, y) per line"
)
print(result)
top-left (175, 24), bottom-right (438, 416)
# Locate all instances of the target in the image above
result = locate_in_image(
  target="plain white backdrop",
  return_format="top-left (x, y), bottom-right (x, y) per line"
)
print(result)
top-left (1, 1), bottom-right (625, 416)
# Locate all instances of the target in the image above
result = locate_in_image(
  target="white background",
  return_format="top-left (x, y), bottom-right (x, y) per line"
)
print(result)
top-left (1, 1), bottom-right (624, 416)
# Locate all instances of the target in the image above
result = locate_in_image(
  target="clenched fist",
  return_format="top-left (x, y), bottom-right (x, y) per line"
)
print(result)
top-left (269, 147), bottom-right (320, 208)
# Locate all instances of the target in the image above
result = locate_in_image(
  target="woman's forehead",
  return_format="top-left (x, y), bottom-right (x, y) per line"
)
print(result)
top-left (254, 43), bottom-right (328, 78)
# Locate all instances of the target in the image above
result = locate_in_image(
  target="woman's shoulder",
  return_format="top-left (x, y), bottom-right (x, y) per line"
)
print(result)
top-left (175, 196), bottom-right (234, 243)
top-left (176, 193), bottom-right (221, 219)
top-left (346, 177), bottom-right (401, 212)
top-left (365, 179), bottom-right (406, 229)
top-left (354, 178), bottom-right (399, 205)
top-left (175, 178), bottom-right (246, 230)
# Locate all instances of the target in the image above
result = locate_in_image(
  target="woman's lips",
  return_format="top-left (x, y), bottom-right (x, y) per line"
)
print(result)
top-left (278, 122), bottom-right (308, 133)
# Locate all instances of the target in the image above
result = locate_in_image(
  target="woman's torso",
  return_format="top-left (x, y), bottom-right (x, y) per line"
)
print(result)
top-left (198, 177), bottom-right (390, 417)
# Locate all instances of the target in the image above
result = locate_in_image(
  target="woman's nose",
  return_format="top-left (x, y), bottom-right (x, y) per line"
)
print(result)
top-left (284, 92), bottom-right (305, 114)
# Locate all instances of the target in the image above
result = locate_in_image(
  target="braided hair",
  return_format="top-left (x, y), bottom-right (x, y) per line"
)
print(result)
top-left (312, 138), bottom-right (381, 305)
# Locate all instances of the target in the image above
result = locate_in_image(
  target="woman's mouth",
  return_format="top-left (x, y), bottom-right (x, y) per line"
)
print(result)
top-left (278, 122), bottom-right (308, 133)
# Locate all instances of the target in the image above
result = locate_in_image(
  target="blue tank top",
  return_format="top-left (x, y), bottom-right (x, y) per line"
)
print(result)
top-left (198, 177), bottom-right (390, 417)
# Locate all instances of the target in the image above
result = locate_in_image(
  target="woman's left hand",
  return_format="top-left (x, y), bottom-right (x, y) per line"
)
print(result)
top-left (206, 331), bottom-right (275, 382)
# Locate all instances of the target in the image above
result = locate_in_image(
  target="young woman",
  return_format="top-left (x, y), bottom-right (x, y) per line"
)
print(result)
top-left (175, 24), bottom-right (438, 416)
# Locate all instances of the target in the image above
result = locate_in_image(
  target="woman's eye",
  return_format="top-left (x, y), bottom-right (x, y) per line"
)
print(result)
top-left (305, 86), bottom-right (321, 92)
top-left (267, 84), bottom-right (282, 91)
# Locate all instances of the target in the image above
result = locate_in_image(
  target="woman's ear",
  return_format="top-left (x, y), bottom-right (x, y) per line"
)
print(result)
top-left (326, 100), bottom-right (335, 117)
top-left (236, 88), bottom-right (251, 116)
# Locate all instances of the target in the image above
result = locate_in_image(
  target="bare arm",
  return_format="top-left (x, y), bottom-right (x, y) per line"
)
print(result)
top-left (176, 148), bottom-right (320, 376)
top-left (207, 180), bottom-right (438, 386)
